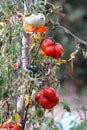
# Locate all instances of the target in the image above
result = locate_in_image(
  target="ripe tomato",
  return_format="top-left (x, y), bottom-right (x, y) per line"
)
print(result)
top-left (35, 91), bottom-right (51, 109)
top-left (1, 122), bottom-right (20, 130)
top-left (10, 123), bottom-right (20, 130)
top-left (52, 95), bottom-right (59, 105)
top-left (38, 96), bottom-right (51, 109)
top-left (14, 61), bottom-right (19, 69)
top-left (35, 91), bottom-right (43, 102)
top-left (35, 87), bottom-right (59, 109)
top-left (43, 87), bottom-right (56, 100)
top-left (41, 39), bottom-right (64, 59)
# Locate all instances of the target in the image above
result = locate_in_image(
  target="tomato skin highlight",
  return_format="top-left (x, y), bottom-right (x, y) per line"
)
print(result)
top-left (35, 87), bottom-right (59, 109)
top-left (41, 39), bottom-right (64, 59)
top-left (35, 91), bottom-right (43, 102)
top-left (41, 39), bottom-right (53, 51)
top-left (42, 46), bottom-right (55, 56)
top-left (43, 87), bottom-right (56, 100)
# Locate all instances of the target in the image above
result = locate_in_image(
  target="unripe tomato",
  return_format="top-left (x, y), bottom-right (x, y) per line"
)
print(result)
top-left (1, 122), bottom-right (20, 130)
top-left (24, 13), bottom-right (46, 27)
top-left (41, 39), bottom-right (64, 59)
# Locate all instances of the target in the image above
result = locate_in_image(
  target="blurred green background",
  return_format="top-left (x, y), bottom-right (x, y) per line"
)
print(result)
top-left (49, 0), bottom-right (87, 95)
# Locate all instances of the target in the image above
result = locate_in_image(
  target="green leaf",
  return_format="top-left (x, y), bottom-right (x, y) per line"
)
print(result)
top-left (53, 127), bottom-right (59, 130)
top-left (8, 4), bottom-right (14, 10)
top-left (0, 24), bottom-right (3, 30)
top-left (59, 101), bottom-right (71, 112)
top-left (36, 109), bottom-right (44, 117)
top-left (34, 128), bottom-right (40, 130)
top-left (25, 13), bottom-right (32, 17)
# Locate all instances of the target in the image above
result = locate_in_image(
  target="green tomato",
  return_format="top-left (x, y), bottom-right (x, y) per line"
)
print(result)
top-left (24, 13), bottom-right (46, 27)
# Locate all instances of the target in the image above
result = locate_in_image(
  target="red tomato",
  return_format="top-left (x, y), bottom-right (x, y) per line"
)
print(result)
top-left (35, 87), bottom-right (59, 109)
top-left (35, 91), bottom-right (43, 102)
top-left (43, 87), bottom-right (56, 100)
top-left (10, 123), bottom-right (20, 130)
top-left (52, 95), bottom-right (59, 106)
top-left (1, 122), bottom-right (20, 130)
top-left (1, 122), bottom-right (8, 128)
top-left (41, 39), bottom-right (64, 59)
top-left (35, 91), bottom-right (51, 109)
top-left (38, 96), bottom-right (51, 109)
top-left (14, 61), bottom-right (19, 69)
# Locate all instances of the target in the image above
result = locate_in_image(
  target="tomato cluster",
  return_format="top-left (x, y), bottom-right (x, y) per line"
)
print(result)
top-left (41, 39), bottom-right (64, 59)
top-left (1, 122), bottom-right (20, 130)
top-left (35, 87), bottom-right (59, 109)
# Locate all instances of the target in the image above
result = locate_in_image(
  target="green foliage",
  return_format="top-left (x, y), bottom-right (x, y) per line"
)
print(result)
top-left (59, 101), bottom-right (71, 112)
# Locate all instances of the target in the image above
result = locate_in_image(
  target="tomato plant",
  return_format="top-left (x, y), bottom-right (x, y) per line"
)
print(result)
top-left (0, 0), bottom-right (87, 130)
top-left (41, 39), bottom-right (64, 59)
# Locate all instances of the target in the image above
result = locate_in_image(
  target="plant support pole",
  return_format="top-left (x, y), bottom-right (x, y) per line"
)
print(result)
top-left (21, 1), bottom-right (31, 130)
top-left (22, 0), bottom-right (31, 69)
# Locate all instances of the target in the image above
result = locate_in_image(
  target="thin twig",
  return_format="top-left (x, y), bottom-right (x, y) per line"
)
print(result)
top-left (58, 25), bottom-right (87, 46)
